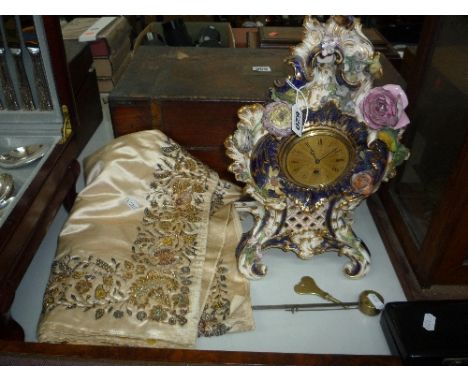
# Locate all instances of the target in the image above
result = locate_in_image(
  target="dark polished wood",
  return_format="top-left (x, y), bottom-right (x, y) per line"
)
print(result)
top-left (418, 135), bottom-right (468, 285)
top-left (0, 316), bottom-right (24, 342)
top-left (0, 340), bottom-right (401, 365)
top-left (369, 194), bottom-right (468, 300)
top-left (109, 99), bottom-right (161, 137)
top-left (42, 16), bottom-right (78, 131)
top-left (63, 160), bottom-right (81, 212)
top-left (46, 16), bottom-right (103, 154)
top-left (377, 134), bottom-right (468, 289)
top-left (402, 17), bottom-right (440, 134)
top-left (160, 100), bottom-right (250, 183)
top-left (369, 16), bottom-right (468, 294)
top-left (0, 139), bottom-right (81, 337)
top-left (109, 46), bottom-right (291, 185)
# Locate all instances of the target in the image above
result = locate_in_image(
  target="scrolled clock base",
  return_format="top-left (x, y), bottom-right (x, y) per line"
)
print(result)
top-left (235, 199), bottom-right (371, 280)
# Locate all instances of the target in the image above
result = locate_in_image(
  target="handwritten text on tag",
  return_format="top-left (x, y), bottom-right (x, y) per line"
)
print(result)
top-left (252, 66), bottom-right (272, 72)
top-left (292, 104), bottom-right (304, 137)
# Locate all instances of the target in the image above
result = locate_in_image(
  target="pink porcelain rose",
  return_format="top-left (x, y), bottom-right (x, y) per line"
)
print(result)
top-left (360, 84), bottom-right (410, 130)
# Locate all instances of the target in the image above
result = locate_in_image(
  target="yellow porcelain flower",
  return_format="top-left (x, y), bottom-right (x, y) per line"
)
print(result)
top-left (369, 52), bottom-right (383, 79)
top-left (262, 101), bottom-right (293, 138)
top-left (377, 128), bottom-right (398, 152)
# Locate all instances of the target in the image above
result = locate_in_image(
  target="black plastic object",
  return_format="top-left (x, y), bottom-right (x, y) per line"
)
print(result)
top-left (162, 19), bottom-right (193, 47)
top-left (196, 25), bottom-right (222, 47)
top-left (380, 300), bottom-right (468, 365)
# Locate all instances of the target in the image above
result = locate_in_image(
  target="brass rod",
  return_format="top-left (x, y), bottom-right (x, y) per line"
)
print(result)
top-left (253, 302), bottom-right (357, 311)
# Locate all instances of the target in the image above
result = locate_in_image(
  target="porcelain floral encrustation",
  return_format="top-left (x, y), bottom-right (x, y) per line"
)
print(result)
top-left (351, 171), bottom-right (375, 196)
top-left (360, 84), bottom-right (410, 130)
top-left (262, 101), bottom-right (293, 138)
top-left (377, 128), bottom-right (411, 167)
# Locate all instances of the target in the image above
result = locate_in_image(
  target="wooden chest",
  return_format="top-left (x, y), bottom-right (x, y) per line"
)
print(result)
top-left (109, 46), bottom-right (291, 181)
top-left (109, 45), bottom-right (404, 183)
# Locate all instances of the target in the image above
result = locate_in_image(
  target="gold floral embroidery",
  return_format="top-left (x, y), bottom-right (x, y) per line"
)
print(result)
top-left (198, 261), bottom-right (231, 337)
top-left (210, 180), bottom-right (234, 215)
top-left (42, 142), bottom-right (212, 326)
top-left (94, 284), bottom-right (108, 300)
top-left (128, 273), bottom-right (177, 309)
top-left (75, 280), bottom-right (92, 294)
top-left (41, 139), bottom-right (240, 337)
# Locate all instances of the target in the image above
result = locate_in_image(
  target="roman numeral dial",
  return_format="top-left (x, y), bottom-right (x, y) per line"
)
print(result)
top-left (279, 127), bottom-right (353, 188)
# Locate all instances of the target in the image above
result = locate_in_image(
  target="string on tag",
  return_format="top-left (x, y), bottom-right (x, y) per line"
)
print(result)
top-left (286, 79), bottom-right (309, 136)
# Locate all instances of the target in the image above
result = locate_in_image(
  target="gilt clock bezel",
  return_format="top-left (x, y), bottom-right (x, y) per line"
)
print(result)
top-left (278, 125), bottom-right (356, 190)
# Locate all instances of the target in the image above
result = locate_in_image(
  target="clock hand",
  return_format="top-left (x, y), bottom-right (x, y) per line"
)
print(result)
top-left (318, 148), bottom-right (339, 161)
top-left (308, 148), bottom-right (321, 164)
top-left (305, 142), bottom-right (320, 164)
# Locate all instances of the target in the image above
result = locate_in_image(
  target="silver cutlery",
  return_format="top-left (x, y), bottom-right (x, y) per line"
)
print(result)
top-left (0, 144), bottom-right (48, 169)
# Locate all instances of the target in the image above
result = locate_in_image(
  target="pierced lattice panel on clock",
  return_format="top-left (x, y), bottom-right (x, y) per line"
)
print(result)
top-left (284, 203), bottom-right (328, 232)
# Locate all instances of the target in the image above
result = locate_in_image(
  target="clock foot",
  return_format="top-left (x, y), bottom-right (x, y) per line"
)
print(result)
top-left (332, 217), bottom-right (372, 278)
top-left (338, 239), bottom-right (371, 279)
top-left (236, 240), bottom-right (268, 279)
top-left (235, 204), bottom-right (284, 280)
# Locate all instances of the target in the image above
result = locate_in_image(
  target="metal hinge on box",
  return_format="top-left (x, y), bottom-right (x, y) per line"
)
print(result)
top-left (60, 105), bottom-right (73, 143)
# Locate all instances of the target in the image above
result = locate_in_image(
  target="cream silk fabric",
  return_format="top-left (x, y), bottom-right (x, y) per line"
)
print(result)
top-left (37, 130), bottom-right (254, 348)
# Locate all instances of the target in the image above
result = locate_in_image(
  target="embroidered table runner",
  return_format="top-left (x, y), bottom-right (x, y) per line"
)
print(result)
top-left (37, 130), bottom-right (254, 348)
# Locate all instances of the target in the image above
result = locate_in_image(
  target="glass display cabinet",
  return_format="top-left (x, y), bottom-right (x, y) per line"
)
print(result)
top-left (369, 16), bottom-right (468, 299)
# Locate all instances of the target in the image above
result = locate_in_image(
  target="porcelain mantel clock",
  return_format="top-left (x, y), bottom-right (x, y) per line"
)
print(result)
top-left (225, 16), bottom-right (411, 280)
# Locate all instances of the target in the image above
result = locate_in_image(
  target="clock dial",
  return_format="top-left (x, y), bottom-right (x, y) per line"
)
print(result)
top-left (279, 127), bottom-right (354, 188)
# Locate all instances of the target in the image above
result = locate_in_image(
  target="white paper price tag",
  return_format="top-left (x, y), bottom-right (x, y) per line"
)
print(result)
top-left (252, 66), bottom-right (272, 72)
top-left (422, 313), bottom-right (436, 331)
top-left (292, 104), bottom-right (304, 137)
top-left (126, 197), bottom-right (140, 210)
top-left (367, 293), bottom-right (385, 310)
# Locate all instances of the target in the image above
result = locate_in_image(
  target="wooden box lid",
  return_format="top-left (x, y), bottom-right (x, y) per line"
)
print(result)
top-left (109, 46), bottom-right (291, 103)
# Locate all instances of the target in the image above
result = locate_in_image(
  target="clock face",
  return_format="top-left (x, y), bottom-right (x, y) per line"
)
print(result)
top-left (279, 127), bottom-right (354, 188)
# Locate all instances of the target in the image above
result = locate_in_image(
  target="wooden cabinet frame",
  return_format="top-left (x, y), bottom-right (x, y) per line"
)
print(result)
top-left (368, 16), bottom-right (468, 299)
top-left (0, 16), bottom-right (101, 340)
